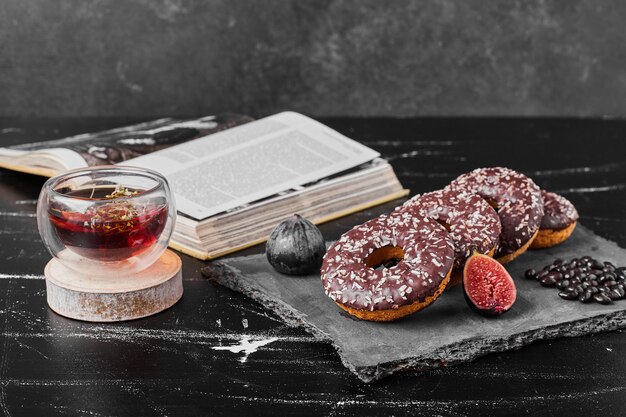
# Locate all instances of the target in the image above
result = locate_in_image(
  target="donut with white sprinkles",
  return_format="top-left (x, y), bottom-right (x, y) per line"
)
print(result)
top-left (530, 190), bottom-right (579, 249)
top-left (320, 210), bottom-right (454, 322)
top-left (397, 188), bottom-right (501, 270)
top-left (447, 167), bottom-right (544, 264)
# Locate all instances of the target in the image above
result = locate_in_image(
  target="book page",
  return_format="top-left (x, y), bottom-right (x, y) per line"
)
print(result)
top-left (2, 114), bottom-right (252, 169)
top-left (0, 148), bottom-right (88, 176)
top-left (123, 112), bottom-right (380, 220)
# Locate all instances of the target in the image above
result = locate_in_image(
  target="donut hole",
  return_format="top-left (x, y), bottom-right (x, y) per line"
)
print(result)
top-left (365, 245), bottom-right (404, 270)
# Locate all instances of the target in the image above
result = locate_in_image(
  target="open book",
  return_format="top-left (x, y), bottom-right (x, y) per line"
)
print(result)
top-left (0, 114), bottom-right (254, 177)
top-left (0, 112), bottom-right (408, 260)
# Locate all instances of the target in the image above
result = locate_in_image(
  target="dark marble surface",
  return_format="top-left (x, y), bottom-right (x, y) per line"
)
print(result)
top-left (3, 1), bottom-right (626, 118)
top-left (0, 117), bottom-right (625, 415)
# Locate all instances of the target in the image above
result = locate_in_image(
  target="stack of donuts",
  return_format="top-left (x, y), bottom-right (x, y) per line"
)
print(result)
top-left (321, 167), bottom-right (579, 322)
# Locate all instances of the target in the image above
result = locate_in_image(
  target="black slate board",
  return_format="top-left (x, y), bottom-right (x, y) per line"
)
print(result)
top-left (203, 224), bottom-right (626, 382)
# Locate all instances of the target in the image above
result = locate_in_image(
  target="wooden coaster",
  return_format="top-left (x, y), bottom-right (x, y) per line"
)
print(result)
top-left (45, 249), bottom-right (183, 322)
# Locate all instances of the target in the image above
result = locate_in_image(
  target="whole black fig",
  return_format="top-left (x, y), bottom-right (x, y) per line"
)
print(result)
top-left (266, 214), bottom-right (326, 275)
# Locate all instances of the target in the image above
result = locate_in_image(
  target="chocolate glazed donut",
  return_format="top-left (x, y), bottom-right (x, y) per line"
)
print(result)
top-left (321, 211), bottom-right (454, 322)
top-left (397, 188), bottom-right (501, 287)
top-left (448, 167), bottom-right (544, 264)
top-left (530, 190), bottom-right (579, 249)
top-left (397, 189), bottom-right (501, 269)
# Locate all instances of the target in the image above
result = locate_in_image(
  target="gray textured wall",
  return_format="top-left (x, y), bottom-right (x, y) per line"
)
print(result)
top-left (2, 0), bottom-right (626, 118)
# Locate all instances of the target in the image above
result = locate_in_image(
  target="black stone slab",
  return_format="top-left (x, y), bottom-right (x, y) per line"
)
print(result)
top-left (203, 224), bottom-right (626, 382)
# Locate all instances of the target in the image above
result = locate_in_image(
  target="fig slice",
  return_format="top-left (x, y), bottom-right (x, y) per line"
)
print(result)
top-left (463, 252), bottom-right (517, 317)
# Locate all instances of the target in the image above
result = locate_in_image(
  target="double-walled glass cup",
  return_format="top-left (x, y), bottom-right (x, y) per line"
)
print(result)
top-left (37, 166), bottom-right (175, 277)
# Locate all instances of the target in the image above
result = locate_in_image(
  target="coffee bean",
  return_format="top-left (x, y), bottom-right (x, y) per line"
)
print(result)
top-left (547, 271), bottom-right (563, 282)
top-left (559, 290), bottom-right (578, 300)
top-left (579, 291), bottom-right (592, 303)
top-left (534, 258), bottom-right (626, 306)
top-left (605, 272), bottom-right (617, 281)
top-left (593, 293), bottom-right (612, 304)
top-left (591, 260), bottom-right (604, 270)
top-left (540, 276), bottom-right (557, 287)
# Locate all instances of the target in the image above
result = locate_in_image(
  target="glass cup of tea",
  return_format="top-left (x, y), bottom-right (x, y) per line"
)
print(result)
top-left (37, 166), bottom-right (176, 277)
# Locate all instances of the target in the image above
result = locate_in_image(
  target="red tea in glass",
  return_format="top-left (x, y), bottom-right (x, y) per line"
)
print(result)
top-left (48, 186), bottom-right (168, 261)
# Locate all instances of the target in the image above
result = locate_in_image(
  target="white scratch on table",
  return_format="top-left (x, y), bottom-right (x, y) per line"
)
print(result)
top-left (218, 384), bottom-right (626, 408)
top-left (0, 211), bottom-right (36, 218)
top-left (0, 327), bottom-right (319, 345)
top-left (386, 149), bottom-right (453, 161)
top-left (12, 338), bottom-right (49, 360)
top-left (0, 276), bottom-right (13, 417)
top-left (397, 171), bottom-right (454, 178)
top-left (527, 162), bottom-right (624, 177)
top-left (13, 200), bottom-right (37, 205)
top-left (50, 405), bottom-right (106, 417)
top-left (225, 301), bottom-right (284, 323)
top-left (0, 273), bottom-right (44, 280)
top-left (0, 230), bottom-right (35, 235)
top-left (554, 184), bottom-right (626, 194)
top-left (211, 336), bottom-right (278, 363)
